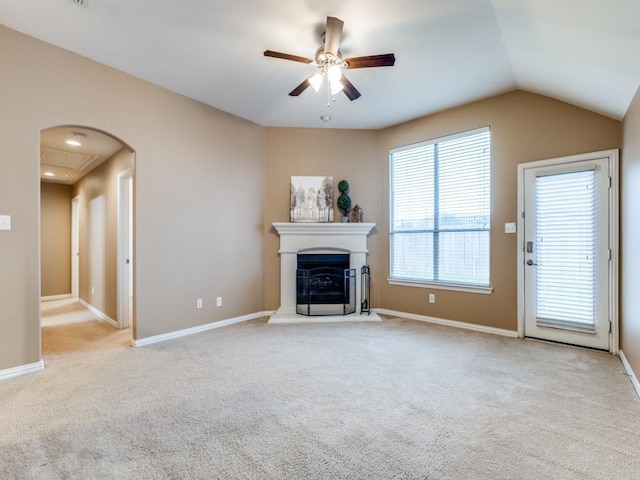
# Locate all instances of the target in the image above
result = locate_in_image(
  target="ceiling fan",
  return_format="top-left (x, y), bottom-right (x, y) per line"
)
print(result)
top-left (264, 16), bottom-right (395, 101)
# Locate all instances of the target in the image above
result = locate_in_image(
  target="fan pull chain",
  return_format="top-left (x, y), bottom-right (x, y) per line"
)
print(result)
top-left (326, 82), bottom-right (337, 107)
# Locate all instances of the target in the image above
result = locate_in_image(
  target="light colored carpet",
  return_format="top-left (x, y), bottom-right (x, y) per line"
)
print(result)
top-left (41, 298), bottom-right (100, 327)
top-left (1, 305), bottom-right (639, 479)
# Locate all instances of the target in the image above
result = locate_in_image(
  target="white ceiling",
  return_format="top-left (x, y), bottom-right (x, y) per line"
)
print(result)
top-left (2, 0), bottom-right (640, 130)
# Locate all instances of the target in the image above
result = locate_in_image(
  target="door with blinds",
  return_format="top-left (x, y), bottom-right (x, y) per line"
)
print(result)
top-left (522, 156), bottom-right (611, 350)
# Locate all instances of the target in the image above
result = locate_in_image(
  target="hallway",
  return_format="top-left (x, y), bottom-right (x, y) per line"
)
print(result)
top-left (41, 299), bottom-right (129, 356)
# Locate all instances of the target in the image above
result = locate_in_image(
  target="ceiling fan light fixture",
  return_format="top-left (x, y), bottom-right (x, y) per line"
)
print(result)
top-left (330, 79), bottom-right (344, 95)
top-left (327, 64), bottom-right (343, 95)
top-left (327, 65), bottom-right (342, 82)
top-left (309, 73), bottom-right (324, 92)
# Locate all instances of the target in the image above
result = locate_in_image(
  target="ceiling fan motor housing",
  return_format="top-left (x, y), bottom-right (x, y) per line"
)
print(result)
top-left (315, 47), bottom-right (344, 68)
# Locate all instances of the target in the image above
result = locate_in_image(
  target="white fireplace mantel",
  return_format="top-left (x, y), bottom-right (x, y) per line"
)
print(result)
top-left (273, 222), bottom-right (376, 237)
top-left (269, 222), bottom-right (379, 323)
top-left (273, 222), bottom-right (375, 252)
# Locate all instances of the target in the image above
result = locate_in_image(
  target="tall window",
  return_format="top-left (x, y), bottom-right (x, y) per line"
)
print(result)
top-left (390, 127), bottom-right (491, 288)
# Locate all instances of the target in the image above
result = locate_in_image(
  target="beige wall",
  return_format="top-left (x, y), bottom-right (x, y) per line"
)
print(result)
top-left (621, 84), bottom-right (640, 378)
top-left (40, 182), bottom-right (73, 297)
top-left (377, 91), bottom-right (620, 331)
top-left (264, 128), bottom-right (381, 311)
top-left (72, 148), bottom-right (132, 320)
top-left (0, 25), bottom-right (265, 370)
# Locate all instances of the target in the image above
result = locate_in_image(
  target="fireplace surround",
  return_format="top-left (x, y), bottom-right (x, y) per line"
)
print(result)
top-left (269, 222), bottom-right (381, 323)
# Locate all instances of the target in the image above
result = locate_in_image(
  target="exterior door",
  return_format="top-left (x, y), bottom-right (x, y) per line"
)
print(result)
top-left (521, 153), bottom-right (616, 350)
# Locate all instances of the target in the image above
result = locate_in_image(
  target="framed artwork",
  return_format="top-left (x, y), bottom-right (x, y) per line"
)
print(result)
top-left (290, 176), bottom-right (334, 223)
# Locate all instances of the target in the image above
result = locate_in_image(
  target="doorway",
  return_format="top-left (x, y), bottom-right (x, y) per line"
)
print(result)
top-left (517, 150), bottom-right (619, 352)
top-left (40, 125), bottom-right (135, 354)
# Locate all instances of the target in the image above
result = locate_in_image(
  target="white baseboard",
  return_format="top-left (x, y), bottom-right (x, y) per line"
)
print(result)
top-left (78, 299), bottom-right (118, 328)
top-left (619, 350), bottom-right (640, 399)
top-left (41, 294), bottom-right (72, 302)
top-left (0, 360), bottom-right (44, 382)
top-left (132, 311), bottom-right (272, 347)
top-left (374, 308), bottom-right (519, 338)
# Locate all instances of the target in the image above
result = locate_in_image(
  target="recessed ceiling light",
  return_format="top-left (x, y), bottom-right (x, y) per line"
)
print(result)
top-left (69, 0), bottom-right (90, 7)
top-left (66, 131), bottom-right (87, 146)
top-left (320, 114), bottom-right (332, 122)
top-left (44, 172), bottom-right (55, 177)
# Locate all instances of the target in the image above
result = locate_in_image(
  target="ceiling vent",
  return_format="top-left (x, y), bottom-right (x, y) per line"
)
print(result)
top-left (69, 0), bottom-right (89, 7)
top-left (41, 147), bottom-right (103, 172)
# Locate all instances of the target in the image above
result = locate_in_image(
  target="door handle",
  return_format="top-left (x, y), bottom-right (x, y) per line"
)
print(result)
top-left (125, 259), bottom-right (130, 264)
top-left (526, 259), bottom-right (537, 266)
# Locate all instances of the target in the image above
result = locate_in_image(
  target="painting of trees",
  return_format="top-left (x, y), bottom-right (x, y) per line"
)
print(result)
top-left (289, 176), bottom-right (334, 222)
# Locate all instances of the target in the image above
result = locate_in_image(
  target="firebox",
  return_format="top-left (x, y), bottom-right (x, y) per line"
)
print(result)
top-left (296, 253), bottom-right (356, 316)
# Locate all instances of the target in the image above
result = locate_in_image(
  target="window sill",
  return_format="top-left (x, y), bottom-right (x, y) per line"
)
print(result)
top-left (387, 279), bottom-right (493, 295)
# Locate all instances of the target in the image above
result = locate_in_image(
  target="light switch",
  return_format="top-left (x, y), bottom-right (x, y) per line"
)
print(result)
top-left (0, 215), bottom-right (11, 231)
top-left (504, 222), bottom-right (516, 234)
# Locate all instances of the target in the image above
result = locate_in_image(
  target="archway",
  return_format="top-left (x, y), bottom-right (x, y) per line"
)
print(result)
top-left (39, 125), bottom-right (135, 355)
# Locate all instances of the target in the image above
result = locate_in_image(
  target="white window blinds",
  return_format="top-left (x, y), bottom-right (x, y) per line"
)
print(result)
top-left (535, 169), bottom-right (596, 328)
top-left (390, 128), bottom-right (490, 287)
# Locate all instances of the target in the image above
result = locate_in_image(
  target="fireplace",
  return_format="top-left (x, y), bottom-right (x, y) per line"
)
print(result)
top-left (269, 222), bottom-right (380, 323)
top-left (296, 253), bottom-right (355, 315)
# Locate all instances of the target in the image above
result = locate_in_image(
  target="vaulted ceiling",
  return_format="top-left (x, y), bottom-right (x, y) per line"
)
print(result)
top-left (2, 0), bottom-right (639, 130)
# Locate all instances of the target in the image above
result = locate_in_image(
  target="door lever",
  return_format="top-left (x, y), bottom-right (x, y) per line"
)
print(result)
top-left (526, 259), bottom-right (537, 266)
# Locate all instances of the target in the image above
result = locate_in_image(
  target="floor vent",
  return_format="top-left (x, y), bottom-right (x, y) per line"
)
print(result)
top-left (69, 0), bottom-right (89, 7)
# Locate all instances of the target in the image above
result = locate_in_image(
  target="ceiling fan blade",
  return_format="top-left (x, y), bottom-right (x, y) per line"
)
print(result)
top-left (340, 75), bottom-right (361, 101)
top-left (264, 50), bottom-right (314, 64)
top-left (344, 53), bottom-right (396, 69)
top-left (324, 16), bottom-right (344, 57)
top-left (289, 77), bottom-right (312, 97)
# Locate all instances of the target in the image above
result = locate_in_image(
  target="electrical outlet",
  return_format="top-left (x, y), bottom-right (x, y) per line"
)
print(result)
top-left (429, 293), bottom-right (435, 303)
top-left (196, 298), bottom-right (203, 309)
top-left (216, 297), bottom-right (222, 307)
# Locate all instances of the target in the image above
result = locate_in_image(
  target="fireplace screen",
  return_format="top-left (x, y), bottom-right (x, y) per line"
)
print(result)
top-left (296, 254), bottom-right (356, 316)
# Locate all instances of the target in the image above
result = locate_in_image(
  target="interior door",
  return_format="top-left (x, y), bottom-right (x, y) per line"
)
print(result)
top-left (522, 157), bottom-right (611, 350)
top-left (118, 172), bottom-right (133, 329)
top-left (71, 196), bottom-right (80, 299)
